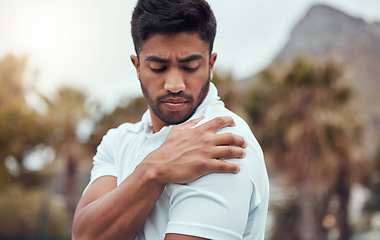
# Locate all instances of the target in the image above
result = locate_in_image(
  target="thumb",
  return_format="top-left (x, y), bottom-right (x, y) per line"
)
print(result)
top-left (180, 116), bottom-right (205, 129)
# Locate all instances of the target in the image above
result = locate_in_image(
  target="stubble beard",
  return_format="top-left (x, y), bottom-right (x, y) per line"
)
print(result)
top-left (141, 75), bottom-right (210, 125)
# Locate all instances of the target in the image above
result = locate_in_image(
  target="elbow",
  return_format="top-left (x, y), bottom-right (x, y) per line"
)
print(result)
top-left (72, 212), bottom-right (92, 240)
top-left (72, 223), bottom-right (94, 240)
top-left (71, 220), bottom-right (83, 240)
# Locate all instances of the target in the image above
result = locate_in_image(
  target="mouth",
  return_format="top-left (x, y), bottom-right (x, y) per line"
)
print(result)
top-left (161, 98), bottom-right (189, 111)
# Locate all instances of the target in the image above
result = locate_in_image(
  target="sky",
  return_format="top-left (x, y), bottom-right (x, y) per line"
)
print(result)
top-left (1, 0), bottom-right (380, 113)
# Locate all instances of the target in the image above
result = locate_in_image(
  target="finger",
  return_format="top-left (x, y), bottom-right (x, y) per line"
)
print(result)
top-left (178, 116), bottom-right (205, 129)
top-left (212, 146), bottom-right (246, 160)
top-left (214, 132), bottom-right (247, 148)
top-left (206, 159), bottom-right (240, 174)
top-left (196, 116), bottom-right (236, 133)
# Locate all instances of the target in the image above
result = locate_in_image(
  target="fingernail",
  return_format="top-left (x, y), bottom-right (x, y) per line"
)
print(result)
top-left (234, 166), bottom-right (240, 174)
top-left (241, 150), bottom-right (246, 158)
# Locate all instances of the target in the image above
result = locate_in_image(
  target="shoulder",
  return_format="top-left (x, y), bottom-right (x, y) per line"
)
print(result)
top-left (203, 101), bottom-right (252, 134)
top-left (101, 121), bottom-right (144, 143)
top-left (199, 102), bottom-right (267, 186)
top-left (202, 102), bottom-right (263, 160)
top-left (95, 121), bottom-right (146, 159)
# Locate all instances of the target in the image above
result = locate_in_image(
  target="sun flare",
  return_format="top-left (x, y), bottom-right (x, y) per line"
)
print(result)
top-left (30, 20), bottom-right (57, 48)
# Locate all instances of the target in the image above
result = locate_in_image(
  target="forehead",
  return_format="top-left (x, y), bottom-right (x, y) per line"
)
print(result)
top-left (139, 32), bottom-right (209, 58)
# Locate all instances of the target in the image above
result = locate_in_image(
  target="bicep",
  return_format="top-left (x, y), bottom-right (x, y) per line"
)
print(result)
top-left (75, 176), bottom-right (117, 213)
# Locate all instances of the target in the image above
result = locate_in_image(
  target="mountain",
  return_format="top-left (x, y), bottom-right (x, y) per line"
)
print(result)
top-left (276, 5), bottom-right (380, 61)
top-left (246, 4), bottom-right (380, 154)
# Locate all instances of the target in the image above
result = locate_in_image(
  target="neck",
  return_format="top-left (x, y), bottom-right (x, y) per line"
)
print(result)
top-left (149, 108), bottom-right (167, 133)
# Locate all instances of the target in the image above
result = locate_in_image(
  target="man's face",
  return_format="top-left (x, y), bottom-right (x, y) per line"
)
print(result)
top-left (131, 32), bottom-right (217, 130)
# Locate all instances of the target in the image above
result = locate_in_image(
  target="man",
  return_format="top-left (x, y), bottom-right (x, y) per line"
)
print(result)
top-left (72, 0), bottom-right (269, 239)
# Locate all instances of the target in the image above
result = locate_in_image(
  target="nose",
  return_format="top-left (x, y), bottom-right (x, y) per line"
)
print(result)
top-left (164, 68), bottom-right (185, 93)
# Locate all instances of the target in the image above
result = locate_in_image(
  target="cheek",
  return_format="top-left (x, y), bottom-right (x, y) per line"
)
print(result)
top-left (140, 70), bottom-right (161, 87)
top-left (187, 70), bottom-right (209, 88)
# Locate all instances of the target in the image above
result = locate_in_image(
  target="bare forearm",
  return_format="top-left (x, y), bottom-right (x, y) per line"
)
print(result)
top-left (72, 165), bottom-right (165, 240)
top-left (72, 117), bottom-right (244, 239)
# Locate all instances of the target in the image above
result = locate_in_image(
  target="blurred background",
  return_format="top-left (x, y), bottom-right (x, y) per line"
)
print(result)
top-left (1, 0), bottom-right (380, 239)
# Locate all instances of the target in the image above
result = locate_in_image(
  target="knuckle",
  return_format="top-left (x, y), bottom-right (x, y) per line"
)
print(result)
top-left (200, 146), bottom-right (210, 155)
top-left (215, 116), bottom-right (225, 125)
top-left (198, 147), bottom-right (210, 158)
top-left (227, 133), bottom-right (235, 143)
top-left (198, 159), bottom-right (209, 169)
top-left (226, 147), bottom-right (234, 156)
top-left (219, 163), bottom-right (226, 171)
top-left (202, 136), bottom-right (211, 145)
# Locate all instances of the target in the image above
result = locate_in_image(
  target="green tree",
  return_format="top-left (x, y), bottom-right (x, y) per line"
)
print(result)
top-left (244, 57), bottom-right (370, 239)
top-left (0, 55), bottom-right (75, 237)
top-left (42, 86), bottom-right (93, 215)
top-left (212, 71), bottom-right (240, 110)
top-left (0, 55), bottom-right (49, 186)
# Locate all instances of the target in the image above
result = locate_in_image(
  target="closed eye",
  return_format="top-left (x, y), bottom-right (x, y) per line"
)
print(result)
top-left (150, 66), bottom-right (167, 73)
top-left (183, 66), bottom-right (199, 72)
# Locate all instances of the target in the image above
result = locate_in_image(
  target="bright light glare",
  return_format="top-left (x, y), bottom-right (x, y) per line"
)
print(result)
top-left (30, 21), bottom-right (56, 48)
top-left (24, 145), bottom-right (55, 171)
top-left (23, 14), bottom-right (66, 60)
top-left (5, 156), bottom-right (20, 176)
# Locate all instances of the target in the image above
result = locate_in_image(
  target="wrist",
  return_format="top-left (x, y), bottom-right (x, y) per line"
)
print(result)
top-left (135, 159), bottom-right (167, 188)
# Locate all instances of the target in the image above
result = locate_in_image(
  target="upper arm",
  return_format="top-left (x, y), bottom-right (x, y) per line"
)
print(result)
top-left (165, 172), bottom-right (253, 240)
top-left (165, 233), bottom-right (208, 240)
top-left (75, 176), bottom-right (117, 214)
top-left (76, 127), bottom-right (119, 212)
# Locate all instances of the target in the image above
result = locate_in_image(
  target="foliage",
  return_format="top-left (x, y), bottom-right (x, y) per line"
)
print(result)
top-left (0, 55), bottom-right (50, 186)
top-left (212, 71), bottom-right (238, 108)
top-left (243, 57), bottom-right (371, 239)
top-left (0, 184), bottom-right (69, 237)
top-left (40, 86), bottom-right (95, 215)
top-left (0, 53), bottom-right (377, 239)
top-left (0, 55), bottom-right (93, 237)
top-left (363, 146), bottom-right (380, 212)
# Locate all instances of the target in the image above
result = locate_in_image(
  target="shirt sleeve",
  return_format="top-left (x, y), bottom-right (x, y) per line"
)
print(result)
top-left (83, 128), bottom-right (118, 193)
top-left (165, 171), bottom-right (254, 240)
top-left (164, 113), bottom-right (266, 240)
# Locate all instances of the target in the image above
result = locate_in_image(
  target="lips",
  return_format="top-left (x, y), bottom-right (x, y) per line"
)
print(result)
top-left (161, 98), bottom-right (188, 111)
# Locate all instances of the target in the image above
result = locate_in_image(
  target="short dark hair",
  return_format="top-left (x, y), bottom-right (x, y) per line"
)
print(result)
top-left (131, 0), bottom-right (217, 55)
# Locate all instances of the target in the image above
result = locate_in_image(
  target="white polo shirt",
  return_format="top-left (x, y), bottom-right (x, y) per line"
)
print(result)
top-left (86, 83), bottom-right (269, 240)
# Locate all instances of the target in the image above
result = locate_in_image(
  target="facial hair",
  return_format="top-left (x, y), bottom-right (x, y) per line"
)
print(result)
top-left (141, 74), bottom-right (210, 125)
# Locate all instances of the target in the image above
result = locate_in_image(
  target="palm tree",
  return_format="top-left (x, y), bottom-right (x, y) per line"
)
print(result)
top-left (0, 55), bottom-right (50, 186)
top-left (42, 87), bottom-right (93, 215)
top-left (244, 57), bottom-right (370, 239)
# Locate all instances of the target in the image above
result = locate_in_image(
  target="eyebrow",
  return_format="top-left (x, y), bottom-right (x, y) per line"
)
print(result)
top-left (145, 56), bottom-right (169, 63)
top-left (178, 54), bottom-right (203, 63)
top-left (145, 54), bottom-right (203, 64)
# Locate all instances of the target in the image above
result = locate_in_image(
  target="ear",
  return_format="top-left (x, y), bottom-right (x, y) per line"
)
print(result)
top-left (209, 53), bottom-right (217, 80)
top-left (130, 55), bottom-right (140, 80)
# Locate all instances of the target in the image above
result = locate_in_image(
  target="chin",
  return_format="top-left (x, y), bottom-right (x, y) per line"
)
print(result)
top-left (160, 111), bottom-right (194, 125)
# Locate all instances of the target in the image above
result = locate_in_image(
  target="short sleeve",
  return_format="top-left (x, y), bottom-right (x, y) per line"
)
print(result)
top-left (165, 171), bottom-right (254, 240)
top-left (164, 113), bottom-right (266, 240)
top-left (83, 128), bottom-right (118, 193)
